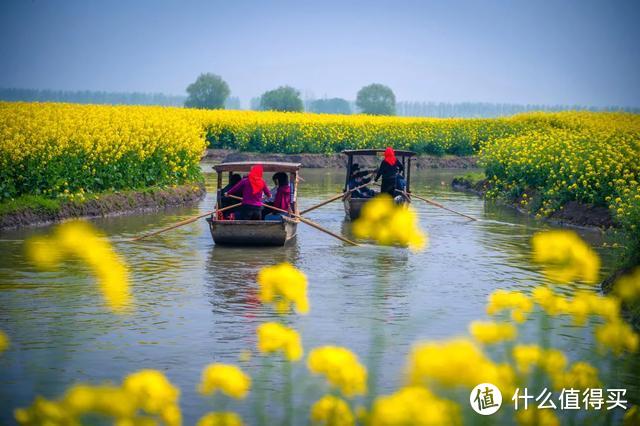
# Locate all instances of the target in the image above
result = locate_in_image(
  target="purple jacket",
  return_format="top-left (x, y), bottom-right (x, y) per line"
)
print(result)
top-left (227, 178), bottom-right (272, 207)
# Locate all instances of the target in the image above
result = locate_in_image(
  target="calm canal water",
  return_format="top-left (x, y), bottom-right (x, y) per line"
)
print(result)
top-left (0, 165), bottom-right (637, 424)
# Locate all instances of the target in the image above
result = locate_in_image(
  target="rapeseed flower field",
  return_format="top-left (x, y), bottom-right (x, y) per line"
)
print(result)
top-left (478, 112), bottom-right (640, 245)
top-left (3, 102), bottom-right (637, 236)
top-left (0, 102), bottom-right (206, 202)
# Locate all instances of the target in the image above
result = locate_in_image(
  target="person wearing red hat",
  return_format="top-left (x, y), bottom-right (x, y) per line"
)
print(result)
top-left (374, 147), bottom-right (404, 197)
top-left (226, 165), bottom-right (272, 220)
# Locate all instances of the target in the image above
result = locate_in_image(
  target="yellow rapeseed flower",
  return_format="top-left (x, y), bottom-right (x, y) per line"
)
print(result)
top-left (532, 286), bottom-right (569, 316)
top-left (534, 285), bottom-right (623, 324)
top-left (196, 412), bottom-right (244, 426)
top-left (62, 384), bottom-right (137, 419)
top-left (16, 369), bottom-right (182, 426)
top-left (198, 363), bottom-right (251, 399)
top-left (531, 230), bottom-right (600, 284)
top-left (551, 361), bottom-right (601, 390)
top-left (370, 386), bottom-right (461, 426)
top-left (515, 406), bottom-right (560, 426)
top-left (594, 320), bottom-right (639, 356)
top-left (613, 268), bottom-right (640, 302)
top-left (14, 396), bottom-right (74, 426)
top-left (257, 263), bottom-right (309, 315)
top-left (469, 321), bottom-right (517, 345)
top-left (307, 346), bottom-right (367, 397)
top-left (26, 221), bottom-right (131, 313)
top-left (310, 395), bottom-right (354, 426)
top-left (486, 289), bottom-right (533, 323)
top-left (406, 339), bottom-right (514, 393)
top-left (512, 344), bottom-right (543, 375)
top-left (257, 322), bottom-right (303, 361)
top-left (0, 330), bottom-right (8, 353)
top-left (541, 349), bottom-right (568, 376)
top-left (352, 194), bottom-right (427, 251)
top-left (123, 369), bottom-right (181, 416)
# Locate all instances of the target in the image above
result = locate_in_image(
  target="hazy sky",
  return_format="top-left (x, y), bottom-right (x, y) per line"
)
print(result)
top-left (1, 0), bottom-right (639, 107)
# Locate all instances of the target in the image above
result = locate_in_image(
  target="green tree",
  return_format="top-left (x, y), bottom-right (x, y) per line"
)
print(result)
top-left (259, 86), bottom-right (304, 112)
top-left (309, 98), bottom-right (351, 115)
top-left (356, 83), bottom-right (396, 115)
top-left (184, 73), bottom-right (230, 109)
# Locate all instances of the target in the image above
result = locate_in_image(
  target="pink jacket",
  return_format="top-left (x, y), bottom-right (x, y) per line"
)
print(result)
top-left (227, 178), bottom-right (271, 206)
top-left (273, 185), bottom-right (291, 211)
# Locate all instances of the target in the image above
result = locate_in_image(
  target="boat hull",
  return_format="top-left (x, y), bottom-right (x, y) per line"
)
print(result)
top-left (206, 216), bottom-right (298, 246)
top-left (344, 197), bottom-right (369, 221)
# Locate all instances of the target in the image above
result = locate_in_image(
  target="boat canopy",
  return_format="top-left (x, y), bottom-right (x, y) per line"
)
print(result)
top-left (214, 161), bottom-right (302, 173)
top-left (342, 149), bottom-right (415, 192)
top-left (342, 149), bottom-right (416, 157)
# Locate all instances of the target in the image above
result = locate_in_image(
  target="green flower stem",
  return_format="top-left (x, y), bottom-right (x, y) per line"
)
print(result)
top-left (283, 358), bottom-right (293, 426)
top-left (254, 356), bottom-right (273, 426)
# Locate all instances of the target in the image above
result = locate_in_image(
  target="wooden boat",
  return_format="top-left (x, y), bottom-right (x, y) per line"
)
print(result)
top-left (207, 161), bottom-right (301, 246)
top-left (342, 149), bottom-right (416, 220)
top-left (205, 216), bottom-right (298, 246)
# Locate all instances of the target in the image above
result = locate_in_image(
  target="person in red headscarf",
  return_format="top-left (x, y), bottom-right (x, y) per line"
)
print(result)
top-left (374, 147), bottom-right (404, 197)
top-left (226, 165), bottom-right (272, 220)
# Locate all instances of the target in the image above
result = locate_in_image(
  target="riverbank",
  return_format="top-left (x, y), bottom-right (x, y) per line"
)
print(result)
top-left (0, 182), bottom-right (206, 230)
top-left (451, 174), bottom-right (615, 229)
top-left (203, 149), bottom-right (478, 169)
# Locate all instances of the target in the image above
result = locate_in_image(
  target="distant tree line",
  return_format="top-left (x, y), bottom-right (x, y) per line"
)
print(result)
top-left (3, 82), bottom-right (638, 117)
top-left (307, 98), bottom-right (352, 114)
top-left (0, 88), bottom-right (186, 106)
top-left (395, 101), bottom-right (640, 118)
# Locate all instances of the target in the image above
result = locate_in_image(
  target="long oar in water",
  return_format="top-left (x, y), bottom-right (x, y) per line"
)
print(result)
top-left (299, 182), bottom-right (372, 215)
top-left (130, 202), bottom-right (242, 242)
top-left (226, 194), bottom-right (359, 246)
top-left (396, 188), bottom-right (478, 221)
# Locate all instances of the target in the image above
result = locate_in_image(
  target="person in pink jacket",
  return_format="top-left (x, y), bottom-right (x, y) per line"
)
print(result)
top-left (226, 165), bottom-right (271, 220)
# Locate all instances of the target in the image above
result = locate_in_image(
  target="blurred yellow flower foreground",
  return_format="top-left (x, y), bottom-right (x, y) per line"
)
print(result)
top-left (26, 221), bottom-right (131, 313)
top-left (352, 195), bottom-right (427, 251)
top-left (15, 369), bottom-right (180, 426)
top-left (257, 262), bottom-right (309, 315)
top-left (13, 230), bottom-right (640, 425)
top-left (198, 363), bottom-right (251, 399)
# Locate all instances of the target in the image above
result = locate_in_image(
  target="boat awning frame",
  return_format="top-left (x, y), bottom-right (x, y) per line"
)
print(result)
top-left (213, 161), bottom-right (302, 173)
top-left (342, 149), bottom-right (417, 157)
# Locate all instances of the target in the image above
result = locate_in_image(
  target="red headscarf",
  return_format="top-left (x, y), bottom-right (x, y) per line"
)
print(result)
top-left (384, 146), bottom-right (397, 165)
top-left (248, 165), bottom-right (264, 194)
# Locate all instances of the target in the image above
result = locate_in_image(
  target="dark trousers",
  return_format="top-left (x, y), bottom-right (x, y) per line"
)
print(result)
top-left (241, 205), bottom-right (263, 220)
top-left (381, 178), bottom-right (396, 197)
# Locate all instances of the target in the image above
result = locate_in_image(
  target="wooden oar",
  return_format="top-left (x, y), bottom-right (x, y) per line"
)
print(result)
top-left (299, 182), bottom-right (372, 215)
top-left (130, 202), bottom-right (242, 241)
top-left (226, 195), bottom-right (359, 246)
top-left (397, 189), bottom-right (478, 221)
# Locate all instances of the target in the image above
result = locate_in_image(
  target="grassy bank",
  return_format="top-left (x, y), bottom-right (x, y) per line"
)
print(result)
top-left (0, 183), bottom-right (205, 229)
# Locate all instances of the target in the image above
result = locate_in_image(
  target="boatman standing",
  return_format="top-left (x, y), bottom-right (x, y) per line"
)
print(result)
top-left (375, 147), bottom-right (404, 197)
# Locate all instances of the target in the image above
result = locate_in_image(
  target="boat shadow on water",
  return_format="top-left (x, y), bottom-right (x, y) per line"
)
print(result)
top-left (202, 242), bottom-right (301, 315)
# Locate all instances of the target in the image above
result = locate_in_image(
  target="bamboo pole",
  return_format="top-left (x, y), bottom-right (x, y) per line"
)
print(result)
top-left (299, 182), bottom-right (372, 215)
top-left (225, 194), bottom-right (359, 246)
top-left (130, 202), bottom-right (242, 241)
top-left (398, 189), bottom-right (478, 221)
top-left (371, 181), bottom-right (477, 221)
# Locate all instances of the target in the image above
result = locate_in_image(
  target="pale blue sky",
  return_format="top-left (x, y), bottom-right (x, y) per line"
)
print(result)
top-left (1, 0), bottom-right (638, 107)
